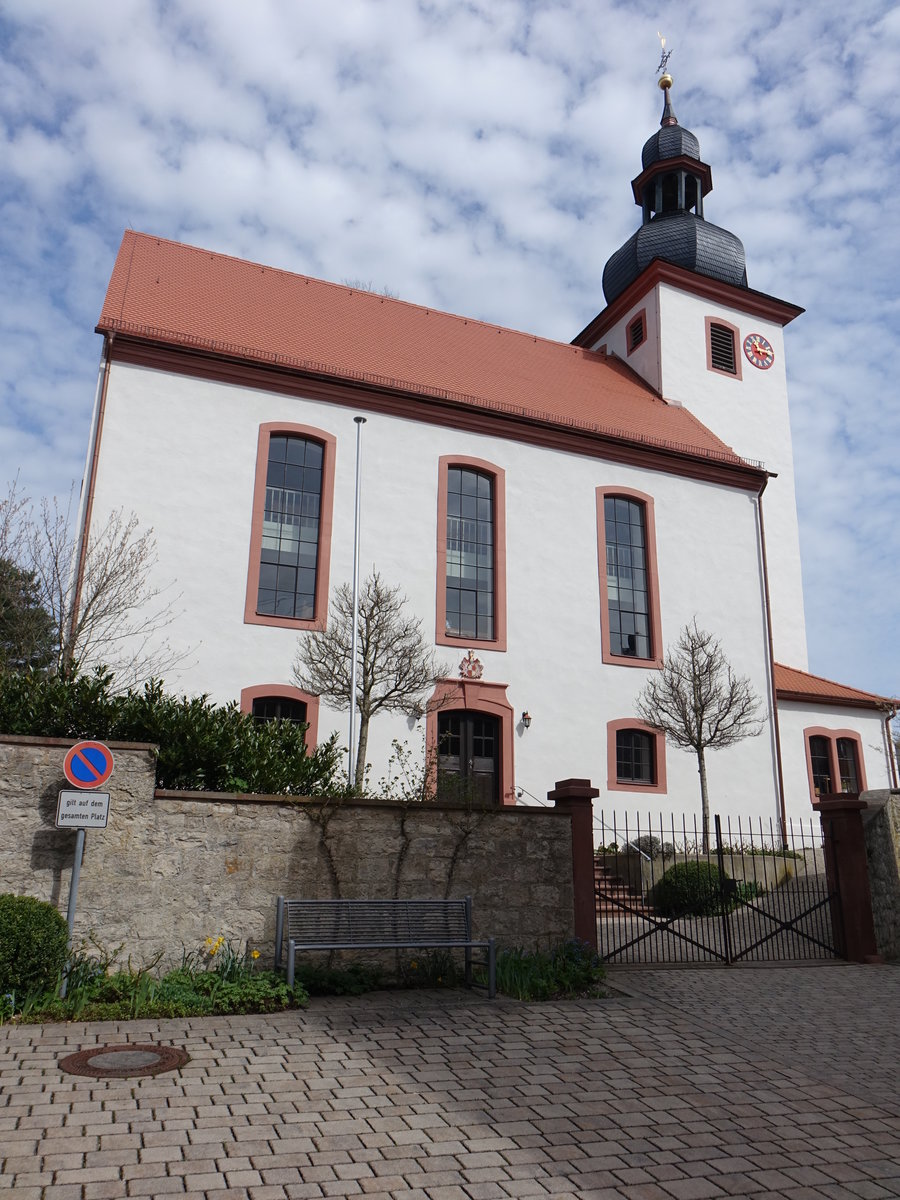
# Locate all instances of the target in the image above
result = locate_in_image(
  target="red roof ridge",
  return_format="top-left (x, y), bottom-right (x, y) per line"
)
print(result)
top-left (774, 662), bottom-right (896, 709)
top-left (97, 231), bottom-right (767, 477)
top-left (115, 230), bottom-right (620, 364)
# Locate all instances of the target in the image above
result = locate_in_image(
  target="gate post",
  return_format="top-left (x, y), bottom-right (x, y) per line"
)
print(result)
top-left (813, 794), bottom-right (882, 963)
top-left (549, 778), bottom-right (599, 952)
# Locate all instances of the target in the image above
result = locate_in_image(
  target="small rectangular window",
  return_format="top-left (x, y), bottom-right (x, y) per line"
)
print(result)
top-left (709, 323), bottom-right (737, 374)
top-left (616, 729), bottom-right (655, 784)
top-left (628, 314), bottom-right (645, 353)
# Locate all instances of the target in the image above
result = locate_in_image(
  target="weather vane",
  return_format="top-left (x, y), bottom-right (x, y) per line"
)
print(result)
top-left (656, 32), bottom-right (673, 76)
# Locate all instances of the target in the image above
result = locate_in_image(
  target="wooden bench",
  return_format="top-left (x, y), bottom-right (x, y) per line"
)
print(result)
top-left (275, 896), bottom-right (497, 999)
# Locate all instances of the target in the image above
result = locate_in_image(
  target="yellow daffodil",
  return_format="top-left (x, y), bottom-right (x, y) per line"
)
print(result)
top-left (251, 950), bottom-right (260, 960)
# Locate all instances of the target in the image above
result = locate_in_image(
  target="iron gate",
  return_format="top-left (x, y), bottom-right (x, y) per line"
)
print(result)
top-left (595, 811), bottom-right (843, 964)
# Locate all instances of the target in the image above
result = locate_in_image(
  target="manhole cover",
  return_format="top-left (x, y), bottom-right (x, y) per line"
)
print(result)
top-left (59, 1044), bottom-right (190, 1078)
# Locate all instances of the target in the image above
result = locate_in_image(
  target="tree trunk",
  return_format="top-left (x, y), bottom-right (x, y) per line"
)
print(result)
top-left (353, 712), bottom-right (370, 794)
top-left (698, 745), bottom-right (710, 855)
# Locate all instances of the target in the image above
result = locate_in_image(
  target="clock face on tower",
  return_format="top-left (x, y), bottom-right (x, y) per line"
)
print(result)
top-left (743, 333), bottom-right (775, 370)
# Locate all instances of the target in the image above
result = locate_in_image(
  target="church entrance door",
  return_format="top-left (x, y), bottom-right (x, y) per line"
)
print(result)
top-left (437, 711), bottom-right (499, 805)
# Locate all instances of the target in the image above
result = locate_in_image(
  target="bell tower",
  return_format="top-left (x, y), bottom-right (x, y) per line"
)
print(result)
top-left (602, 73), bottom-right (748, 305)
top-left (573, 72), bottom-right (809, 670)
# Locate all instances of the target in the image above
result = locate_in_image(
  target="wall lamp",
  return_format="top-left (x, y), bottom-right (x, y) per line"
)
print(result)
top-left (521, 711), bottom-right (532, 729)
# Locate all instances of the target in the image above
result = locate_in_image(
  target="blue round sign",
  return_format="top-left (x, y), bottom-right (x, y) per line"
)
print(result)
top-left (63, 741), bottom-right (115, 789)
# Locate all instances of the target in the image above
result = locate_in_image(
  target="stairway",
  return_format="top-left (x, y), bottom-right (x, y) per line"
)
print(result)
top-left (595, 861), bottom-right (656, 918)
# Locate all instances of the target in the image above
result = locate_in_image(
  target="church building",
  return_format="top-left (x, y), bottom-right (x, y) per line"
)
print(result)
top-left (75, 76), bottom-right (897, 825)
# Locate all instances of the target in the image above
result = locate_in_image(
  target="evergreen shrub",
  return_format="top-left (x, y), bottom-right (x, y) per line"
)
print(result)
top-left (649, 860), bottom-right (725, 917)
top-left (0, 894), bottom-right (69, 998)
top-left (0, 668), bottom-right (341, 795)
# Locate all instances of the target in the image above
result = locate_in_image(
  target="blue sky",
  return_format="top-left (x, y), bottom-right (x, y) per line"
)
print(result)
top-left (1, 0), bottom-right (898, 699)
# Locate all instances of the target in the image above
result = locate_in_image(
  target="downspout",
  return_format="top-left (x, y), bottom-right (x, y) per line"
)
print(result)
top-left (68, 332), bottom-right (114, 664)
top-left (885, 708), bottom-right (898, 788)
top-left (756, 485), bottom-right (788, 842)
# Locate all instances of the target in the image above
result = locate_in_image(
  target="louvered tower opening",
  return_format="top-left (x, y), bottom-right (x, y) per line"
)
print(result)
top-left (709, 323), bottom-right (737, 374)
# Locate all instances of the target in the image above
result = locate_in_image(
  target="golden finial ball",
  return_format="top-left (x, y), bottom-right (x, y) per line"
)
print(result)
top-left (658, 73), bottom-right (673, 90)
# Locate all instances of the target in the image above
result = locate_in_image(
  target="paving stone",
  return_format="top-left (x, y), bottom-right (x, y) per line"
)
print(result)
top-left (2, 968), bottom-right (900, 1200)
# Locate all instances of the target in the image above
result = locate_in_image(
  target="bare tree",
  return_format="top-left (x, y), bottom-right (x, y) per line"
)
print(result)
top-left (294, 571), bottom-right (448, 792)
top-left (0, 478), bottom-right (53, 672)
top-left (3, 480), bottom-right (187, 686)
top-left (636, 619), bottom-right (765, 850)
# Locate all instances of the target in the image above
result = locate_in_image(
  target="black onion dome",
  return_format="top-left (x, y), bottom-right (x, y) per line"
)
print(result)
top-left (602, 211), bottom-right (747, 304)
top-left (641, 123), bottom-right (701, 168)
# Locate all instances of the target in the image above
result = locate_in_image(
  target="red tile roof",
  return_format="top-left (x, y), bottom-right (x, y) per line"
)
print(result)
top-left (98, 231), bottom-right (754, 469)
top-left (774, 663), bottom-right (895, 710)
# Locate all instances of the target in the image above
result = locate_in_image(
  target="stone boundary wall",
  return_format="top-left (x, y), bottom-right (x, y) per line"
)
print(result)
top-left (861, 788), bottom-right (900, 960)
top-left (1, 736), bottom-right (574, 968)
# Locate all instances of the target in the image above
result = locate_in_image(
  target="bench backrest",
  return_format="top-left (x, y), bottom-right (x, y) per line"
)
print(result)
top-left (284, 897), bottom-right (472, 947)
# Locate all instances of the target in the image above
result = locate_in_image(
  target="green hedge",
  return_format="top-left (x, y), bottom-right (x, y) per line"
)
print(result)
top-left (0, 894), bottom-right (69, 998)
top-left (0, 668), bottom-right (341, 794)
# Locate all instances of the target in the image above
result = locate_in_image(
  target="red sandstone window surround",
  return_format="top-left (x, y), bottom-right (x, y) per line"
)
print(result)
top-left (596, 486), bottom-right (663, 669)
top-left (606, 718), bottom-right (667, 794)
top-left (239, 684), bottom-right (320, 747)
top-left (435, 456), bottom-right (507, 652)
top-left (244, 423), bottom-right (336, 631)
top-left (802, 727), bottom-right (867, 802)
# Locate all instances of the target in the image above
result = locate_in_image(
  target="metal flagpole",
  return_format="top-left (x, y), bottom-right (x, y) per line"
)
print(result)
top-left (348, 416), bottom-right (366, 789)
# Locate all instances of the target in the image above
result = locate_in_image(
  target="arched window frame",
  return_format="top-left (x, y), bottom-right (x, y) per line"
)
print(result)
top-left (244, 422), bottom-right (336, 630)
top-left (435, 456), bottom-right (507, 652)
top-left (425, 679), bottom-right (515, 806)
top-left (803, 727), bottom-right (867, 802)
top-left (240, 684), bottom-right (320, 747)
top-left (606, 718), bottom-right (667, 794)
top-left (596, 486), bottom-right (663, 669)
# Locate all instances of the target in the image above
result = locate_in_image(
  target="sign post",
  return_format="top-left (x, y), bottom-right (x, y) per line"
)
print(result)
top-left (58, 741), bottom-right (114, 997)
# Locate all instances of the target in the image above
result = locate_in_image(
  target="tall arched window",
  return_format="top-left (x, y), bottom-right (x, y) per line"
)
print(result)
top-left (436, 456), bottom-right (507, 652)
top-left (258, 435), bottom-right (322, 619)
top-left (245, 424), bottom-right (336, 630)
top-left (596, 488), bottom-right (662, 668)
top-left (446, 466), bottom-right (494, 641)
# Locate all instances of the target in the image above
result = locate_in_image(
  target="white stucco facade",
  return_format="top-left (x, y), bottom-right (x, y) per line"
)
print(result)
top-left (85, 356), bottom-right (803, 823)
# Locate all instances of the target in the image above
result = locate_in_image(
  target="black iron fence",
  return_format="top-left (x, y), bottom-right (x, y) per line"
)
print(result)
top-left (595, 810), bottom-right (842, 965)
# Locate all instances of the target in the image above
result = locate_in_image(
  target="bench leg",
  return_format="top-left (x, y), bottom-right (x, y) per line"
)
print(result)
top-left (287, 940), bottom-right (296, 990)
top-left (487, 938), bottom-right (496, 1000)
top-left (275, 897), bottom-right (285, 972)
top-left (465, 945), bottom-right (473, 988)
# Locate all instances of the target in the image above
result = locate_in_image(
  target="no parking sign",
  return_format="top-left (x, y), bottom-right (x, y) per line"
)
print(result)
top-left (57, 740), bottom-right (115, 997)
top-left (63, 740), bottom-right (115, 789)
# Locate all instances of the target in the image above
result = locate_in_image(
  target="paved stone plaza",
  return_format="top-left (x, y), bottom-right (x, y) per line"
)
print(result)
top-left (1, 964), bottom-right (899, 1199)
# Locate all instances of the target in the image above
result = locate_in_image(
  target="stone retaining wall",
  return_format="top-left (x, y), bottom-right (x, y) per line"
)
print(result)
top-left (1, 736), bottom-right (574, 968)
top-left (862, 788), bottom-right (900, 960)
